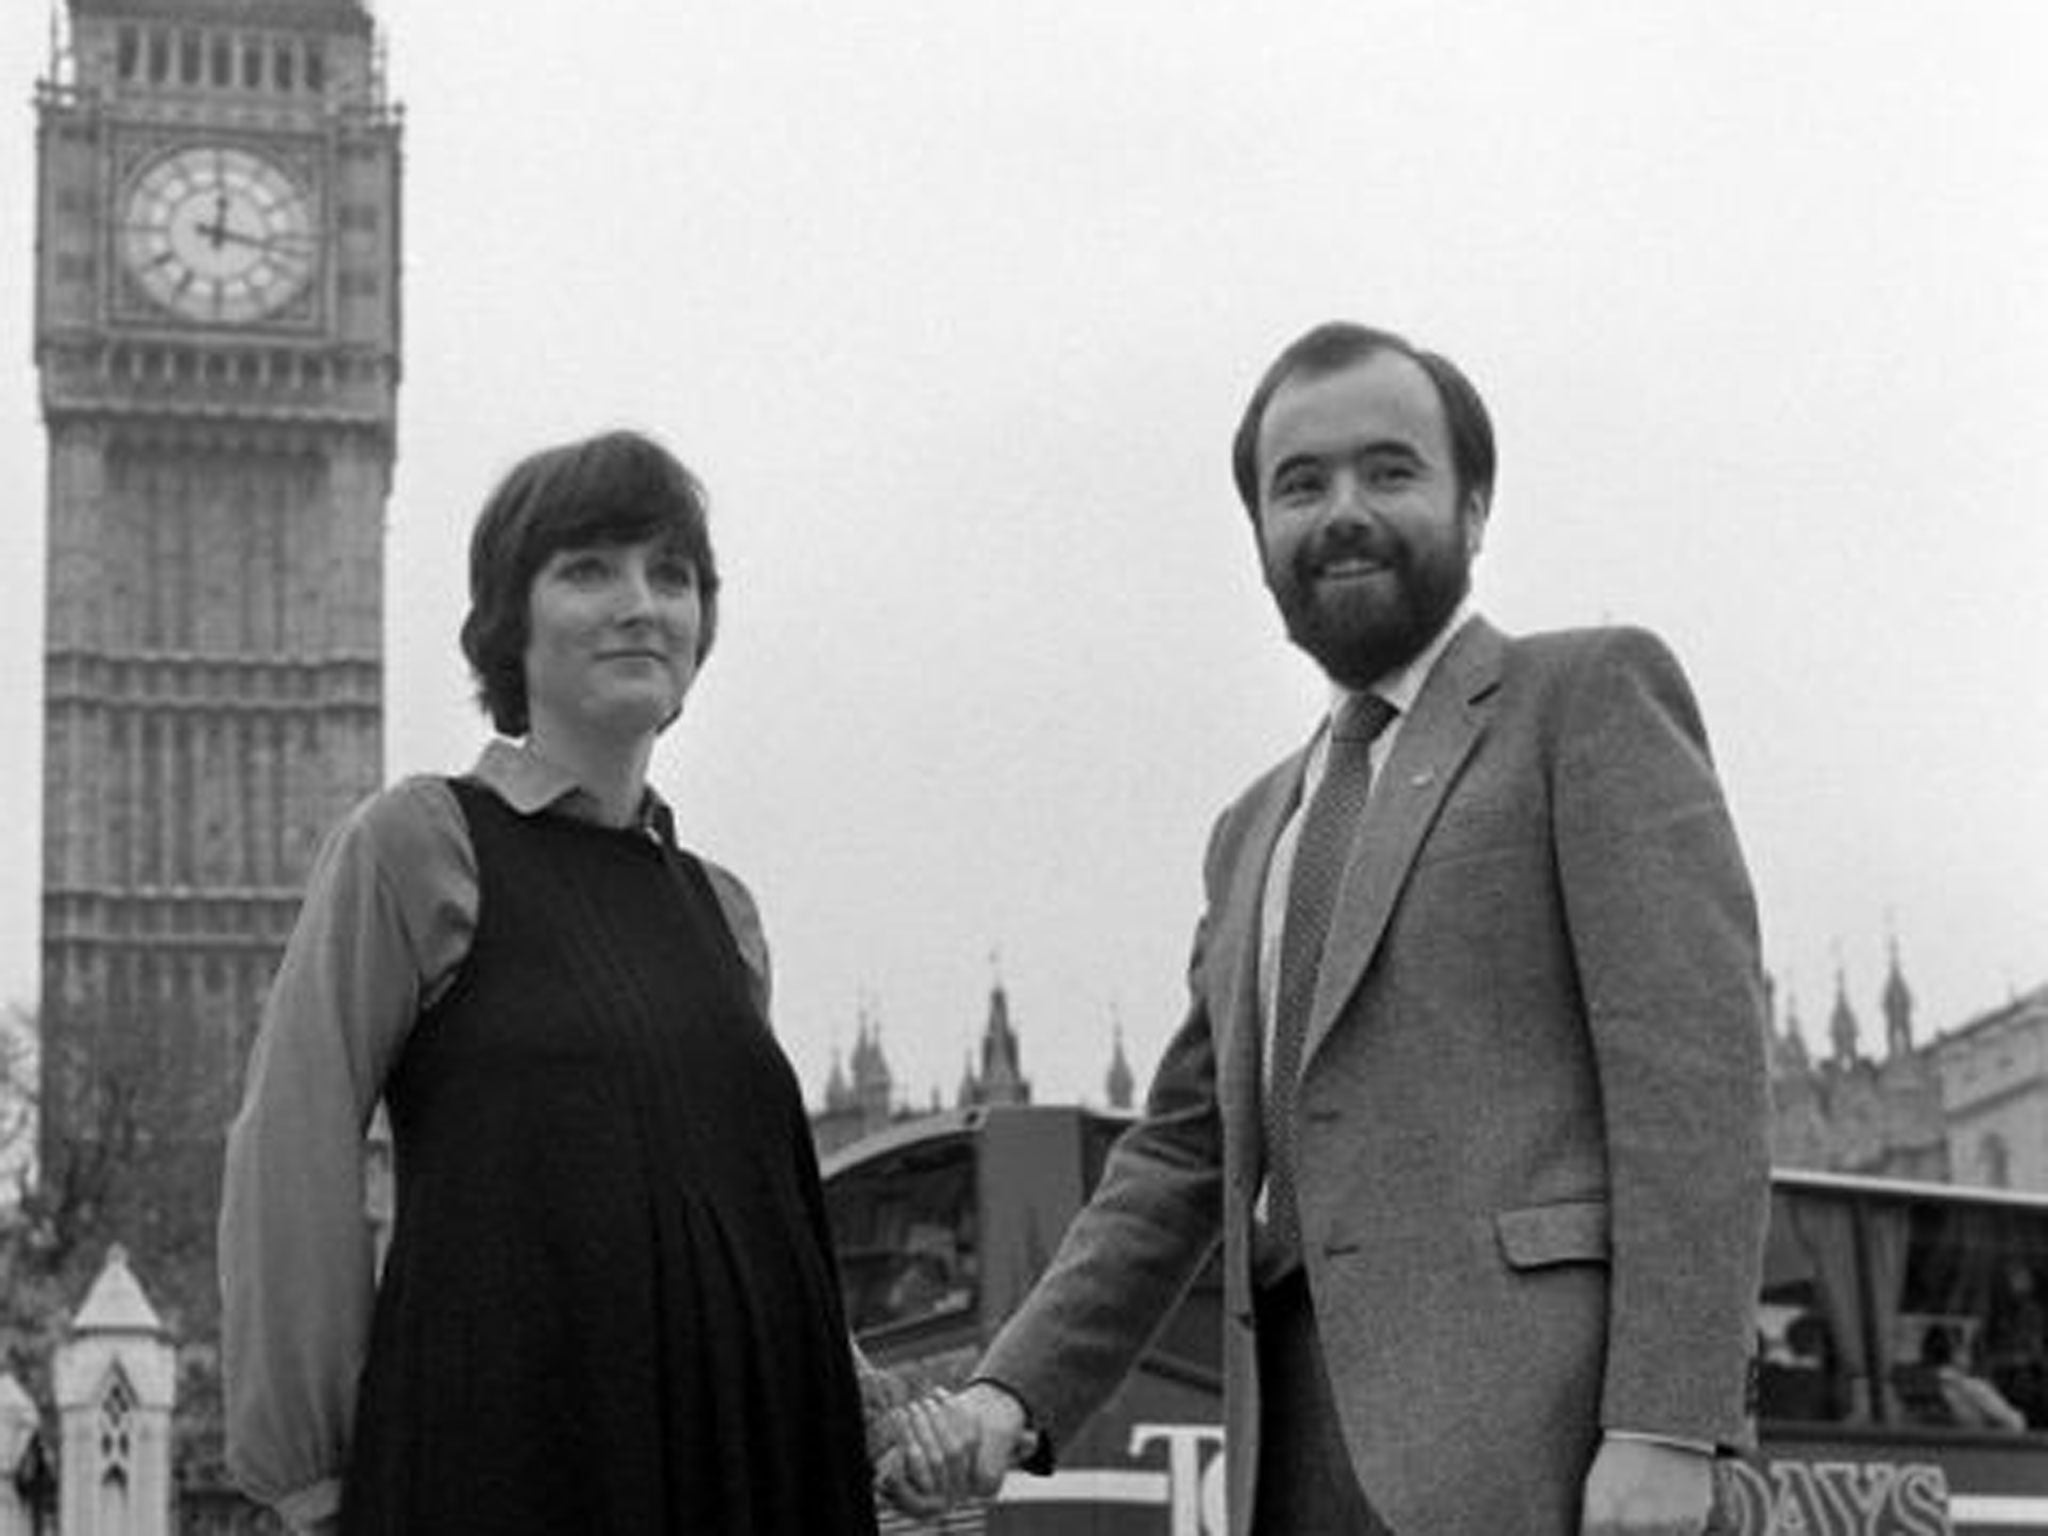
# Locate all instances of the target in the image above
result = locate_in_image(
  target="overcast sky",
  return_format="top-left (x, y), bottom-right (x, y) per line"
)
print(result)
top-left (2, 0), bottom-right (2045, 1110)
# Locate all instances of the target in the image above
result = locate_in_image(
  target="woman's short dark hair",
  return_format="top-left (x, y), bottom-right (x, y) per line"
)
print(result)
top-left (1229, 321), bottom-right (1497, 518)
top-left (459, 429), bottom-right (721, 736)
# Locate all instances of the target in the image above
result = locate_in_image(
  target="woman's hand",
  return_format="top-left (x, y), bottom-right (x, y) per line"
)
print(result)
top-left (874, 1391), bottom-right (982, 1518)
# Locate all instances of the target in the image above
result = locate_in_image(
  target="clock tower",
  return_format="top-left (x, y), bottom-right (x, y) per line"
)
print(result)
top-left (32, 0), bottom-right (400, 1246)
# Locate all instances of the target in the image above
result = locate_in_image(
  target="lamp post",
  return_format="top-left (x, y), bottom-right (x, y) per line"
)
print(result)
top-left (11, 1430), bottom-right (54, 1536)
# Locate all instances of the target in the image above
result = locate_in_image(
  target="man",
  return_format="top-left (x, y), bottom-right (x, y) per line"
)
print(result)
top-left (950, 322), bottom-right (1770, 1534)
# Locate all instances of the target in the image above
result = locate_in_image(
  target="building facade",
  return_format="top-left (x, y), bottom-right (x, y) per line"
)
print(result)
top-left (811, 979), bottom-right (1144, 1155)
top-left (32, 0), bottom-right (400, 1242)
top-left (1927, 984), bottom-right (2048, 1191)
top-left (1767, 947), bottom-right (1950, 1183)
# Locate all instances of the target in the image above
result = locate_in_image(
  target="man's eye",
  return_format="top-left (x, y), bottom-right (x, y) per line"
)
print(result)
top-left (1272, 470), bottom-right (1322, 502)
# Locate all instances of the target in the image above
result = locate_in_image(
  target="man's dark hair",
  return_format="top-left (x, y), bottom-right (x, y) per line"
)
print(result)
top-left (1230, 321), bottom-right (1497, 517)
top-left (459, 429), bottom-right (721, 736)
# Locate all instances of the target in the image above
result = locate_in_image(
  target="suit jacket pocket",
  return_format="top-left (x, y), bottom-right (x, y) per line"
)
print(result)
top-left (1496, 1199), bottom-right (1611, 1270)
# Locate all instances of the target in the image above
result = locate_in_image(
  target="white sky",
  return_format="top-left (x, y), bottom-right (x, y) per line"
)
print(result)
top-left (2, 0), bottom-right (2045, 1111)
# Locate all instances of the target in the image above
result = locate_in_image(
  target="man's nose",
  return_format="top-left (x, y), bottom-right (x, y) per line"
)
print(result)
top-left (1326, 467), bottom-right (1375, 524)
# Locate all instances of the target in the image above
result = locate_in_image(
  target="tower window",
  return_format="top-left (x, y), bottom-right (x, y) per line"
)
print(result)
top-left (242, 39), bottom-right (263, 89)
top-left (148, 30), bottom-right (170, 83)
top-left (212, 36), bottom-right (233, 87)
top-left (1982, 1134), bottom-right (2013, 1189)
top-left (117, 27), bottom-right (139, 80)
top-left (274, 42), bottom-right (296, 92)
top-left (180, 30), bottom-right (202, 85)
top-left (305, 43), bottom-right (325, 94)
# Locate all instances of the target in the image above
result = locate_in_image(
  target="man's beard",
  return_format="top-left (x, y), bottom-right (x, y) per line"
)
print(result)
top-left (1268, 526), bottom-right (1471, 690)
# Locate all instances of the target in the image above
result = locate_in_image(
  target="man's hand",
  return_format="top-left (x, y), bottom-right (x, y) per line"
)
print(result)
top-left (874, 1392), bottom-right (981, 1518)
top-left (953, 1380), bottom-right (1034, 1498)
top-left (1580, 1436), bottom-right (1716, 1536)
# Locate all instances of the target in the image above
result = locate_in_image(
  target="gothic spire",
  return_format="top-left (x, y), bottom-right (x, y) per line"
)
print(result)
top-left (1105, 1017), bottom-right (1135, 1111)
top-left (1883, 935), bottom-right (1915, 1059)
top-left (1830, 966), bottom-right (1860, 1066)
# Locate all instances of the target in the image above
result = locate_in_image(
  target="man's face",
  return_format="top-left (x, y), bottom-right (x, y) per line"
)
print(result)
top-left (1254, 350), bottom-right (1487, 689)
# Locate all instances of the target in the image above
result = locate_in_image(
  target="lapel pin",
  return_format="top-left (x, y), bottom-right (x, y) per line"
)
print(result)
top-left (1410, 770), bottom-right (1436, 788)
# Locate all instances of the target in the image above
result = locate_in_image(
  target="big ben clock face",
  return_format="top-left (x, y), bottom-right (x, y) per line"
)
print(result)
top-left (119, 145), bottom-right (319, 325)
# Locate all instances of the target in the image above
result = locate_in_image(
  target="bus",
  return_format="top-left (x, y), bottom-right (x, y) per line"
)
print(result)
top-left (821, 1104), bottom-right (2048, 1536)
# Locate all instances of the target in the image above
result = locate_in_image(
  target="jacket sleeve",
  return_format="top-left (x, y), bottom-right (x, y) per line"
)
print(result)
top-left (218, 779), bottom-right (472, 1524)
top-left (973, 823), bottom-right (1233, 1453)
top-left (1553, 627), bottom-right (1771, 1448)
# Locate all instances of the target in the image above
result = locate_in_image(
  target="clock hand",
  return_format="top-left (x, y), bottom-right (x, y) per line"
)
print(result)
top-left (207, 225), bottom-right (313, 256)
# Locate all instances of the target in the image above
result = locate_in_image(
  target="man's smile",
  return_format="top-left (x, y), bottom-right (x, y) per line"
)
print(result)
top-left (1313, 555), bottom-right (1390, 581)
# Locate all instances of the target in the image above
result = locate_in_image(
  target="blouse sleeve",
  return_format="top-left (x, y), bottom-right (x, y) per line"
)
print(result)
top-left (218, 778), bottom-right (474, 1530)
top-left (699, 857), bottom-right (773, 1020)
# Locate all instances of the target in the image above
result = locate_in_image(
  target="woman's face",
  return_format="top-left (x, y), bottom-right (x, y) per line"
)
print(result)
top-left (522, 533), bottom-right (703, 748)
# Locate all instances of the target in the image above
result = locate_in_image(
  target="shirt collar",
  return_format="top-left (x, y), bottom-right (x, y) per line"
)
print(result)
top-left (1328, 598), bottom-right (1478, 725)
top-left (471, 738), bottom-right (677, 842)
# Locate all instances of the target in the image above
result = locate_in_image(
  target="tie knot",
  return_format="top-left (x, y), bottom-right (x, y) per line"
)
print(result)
top-left (1331, 693), bottom-right (1398, 744)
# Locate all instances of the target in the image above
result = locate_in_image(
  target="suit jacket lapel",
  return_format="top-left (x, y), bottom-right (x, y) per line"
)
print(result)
top-left (1209, 752), bottom-right (1302, 1192)
top-left (1300, 619), bottom-right (1506, 1075)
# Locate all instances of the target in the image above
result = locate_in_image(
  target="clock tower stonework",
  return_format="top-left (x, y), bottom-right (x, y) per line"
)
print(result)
top-left (32, 0), bottom-right (400, 1245)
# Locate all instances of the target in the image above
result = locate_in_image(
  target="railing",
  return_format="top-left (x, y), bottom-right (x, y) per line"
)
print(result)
top-left (173, 1482), bottom-right (285, 1536)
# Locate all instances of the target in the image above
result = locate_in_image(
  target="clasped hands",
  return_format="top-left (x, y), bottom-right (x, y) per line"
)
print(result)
top-left (871, 1388), bottom-right (1719, 1533)
top-left (871, 1381), bottom-right (1032, 1518)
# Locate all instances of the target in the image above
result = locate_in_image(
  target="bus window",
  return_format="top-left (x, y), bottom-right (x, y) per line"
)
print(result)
top-left (1079, 1112), bottom-right (1127, 1190)
top-left (1885, 1194), bottom-right (2048, 1433)
top-left (1759, 1186), bottom-right (1864, 1425)
top-left (824, 1133), bottom-right (979, 1339)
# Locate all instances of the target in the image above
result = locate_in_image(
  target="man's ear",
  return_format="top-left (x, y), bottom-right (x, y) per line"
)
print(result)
top-left (1461, 491), bottom-right (1491, 558)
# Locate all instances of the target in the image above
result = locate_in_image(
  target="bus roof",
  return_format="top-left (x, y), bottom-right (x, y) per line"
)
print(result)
top-left (1773, 1164), bottom-right (2048, 1212)
top-left (822, 1106), bottom-right (2048, 1214)
top-left (818, 1103), bottom-right (1137, 1179)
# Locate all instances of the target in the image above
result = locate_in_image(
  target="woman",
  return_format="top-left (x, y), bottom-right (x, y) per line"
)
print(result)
top-left (221, 431), bottom-right (957, 1534)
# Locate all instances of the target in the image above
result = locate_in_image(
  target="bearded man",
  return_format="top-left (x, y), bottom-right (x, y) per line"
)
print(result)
top-left (946, 322), bottom-right (1771, 1536)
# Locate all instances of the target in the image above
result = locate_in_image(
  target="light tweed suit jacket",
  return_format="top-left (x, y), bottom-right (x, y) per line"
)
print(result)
top-left (978, 618), bottom-right (1771, 1536)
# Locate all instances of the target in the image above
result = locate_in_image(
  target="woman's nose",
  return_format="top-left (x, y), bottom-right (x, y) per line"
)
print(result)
top-left (615, 559), bottom-right (659, 617)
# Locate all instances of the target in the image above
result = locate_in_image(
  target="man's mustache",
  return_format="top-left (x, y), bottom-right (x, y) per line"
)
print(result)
top-left (1298, 523), bottom-right (1403, 575)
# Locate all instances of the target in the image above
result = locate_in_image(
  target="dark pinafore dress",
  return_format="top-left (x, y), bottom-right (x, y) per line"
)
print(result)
top-left (340, 779), bottom-right (877, 1536)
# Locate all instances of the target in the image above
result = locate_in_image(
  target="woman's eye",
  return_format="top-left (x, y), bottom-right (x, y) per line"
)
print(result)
top-left (650, 559), bottom-right (697, 591)
top-left (555, 553), bottom-right (613, 583)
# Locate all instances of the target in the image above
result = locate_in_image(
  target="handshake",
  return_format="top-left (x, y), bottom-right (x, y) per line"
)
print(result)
top-left (866, 1378), bottom-right (1039, 1518)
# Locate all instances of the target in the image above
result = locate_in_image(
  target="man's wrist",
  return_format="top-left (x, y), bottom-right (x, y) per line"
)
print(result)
top-left (964, 1377), bottom-right (1051, 1471)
